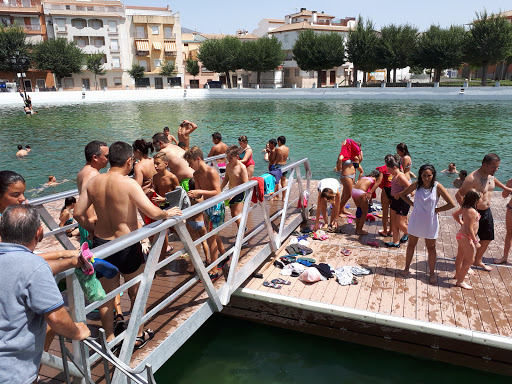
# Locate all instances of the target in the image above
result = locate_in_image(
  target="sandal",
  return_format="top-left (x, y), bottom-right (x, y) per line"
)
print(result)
top-left (263, 281), bottom-right (281, 289)
top-left (271, 278), bottom-right (291, 285)
top-left (341, 249), bottom-right (352, 256)
top-left (134, 329), bottom-right (155, 351)
top-left (378, 230), bottom-right (391, 237)
top-left (113, 314), bottom-right (125, 337)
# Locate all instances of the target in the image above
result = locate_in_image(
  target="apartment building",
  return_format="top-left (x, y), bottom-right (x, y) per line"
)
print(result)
top-left (125, 6), bottom-right (183, 89)
top-left (267, 8), bottom-right (356, 88)
top-left (0, 0), bottom-right (54, 90)
top-left (252, 18), bottom-right (284, 37)
top-left (44, 0), bottom-right (130, 90)
top-left (181, 32), bottom-right (221, 88)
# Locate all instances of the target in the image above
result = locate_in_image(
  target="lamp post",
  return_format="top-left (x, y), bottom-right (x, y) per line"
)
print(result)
top-left (11, 49), bottom-right (29, 98)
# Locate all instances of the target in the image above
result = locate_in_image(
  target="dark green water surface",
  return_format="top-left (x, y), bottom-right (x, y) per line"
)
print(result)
top-left (1, 98), bottom-right (511, 198)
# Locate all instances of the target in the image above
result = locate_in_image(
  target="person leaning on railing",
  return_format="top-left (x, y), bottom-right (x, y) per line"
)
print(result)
top-left (0, 204), bottom-right (90, 384)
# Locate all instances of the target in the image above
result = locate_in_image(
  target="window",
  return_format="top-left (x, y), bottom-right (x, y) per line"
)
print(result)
top-left (164, 27), bottom-right (173, 39)
top-left (112, 57), bottom-right (120, 68)
top-left (63, 78), bottom-right (74, 88)
top-left (110, 39), bottom-right (119, 51)
top-left (114, 77), bottom-right (122, 86)
top-left (99, 78), bottom-right (107, 88)
top-left (74, 37), bottom-right (87, 47)
top-left (138, 59), bottom-right (148, 70)
top-left (87, 7), bottom-right (94, 11)
top-left (154, 59), bottom-right (162, 68)
top-left (295, 68), bottom-right (300, 77)
top-left (56, 19), bottom-right (66, 32)
top-left (151, 26), bottom-right (159, 35)
top-left (91, 20), bottom-right (103, 30)
top-left (284, 69), bottom-right (290, 77)
top-left (71, 19), bottom-right (85, 29)
top-left (284, 34), bottom-right (288, 43)
top-left (135, 26), bottom-right (146, 38)
top-left (108, 21), bottom-right (117, 33)
top-left (65, 5), bottom-right (70, 10)
top-left (93, 38), bottom-right (104, 48)
top-left (76, 6), bottom-right (84, 11)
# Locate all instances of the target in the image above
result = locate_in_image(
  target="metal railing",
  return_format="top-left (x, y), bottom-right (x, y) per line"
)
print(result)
top-left (36, 156), bottom-right (311, 383)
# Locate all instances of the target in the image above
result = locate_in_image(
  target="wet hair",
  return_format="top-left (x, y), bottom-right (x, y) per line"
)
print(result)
top-left (177, 142), bottom-right (186, 149)
top-left (153, 151), bottom-right (169, 163)
top-left (163, 126), bottom-right (170, 132)
top-left (396, 143), bottom-right (410, 157)
top-left (367, 170), bottom-right (380, 179)
top-left (48, 175), bottom-right (55, 182)
top-left (109, 141), bottom-right (133, 167)
top-left (188, 178), bottom-right (196, 190)
top-left (152, 132), bottom-right (169, 144)
top-left (61, 196), bottom-right (76, 212)
top-left (0, 171), bottom-right (25, 198)
top-left (462, 189), bottom-right (481, 210)
top-left (132, 139), bottom-right (154, 155)
top-left (417, 164), bottom-right (437, 190)
top-left (355, 141), bottom-right (362, 148)
top-left (268, 139), bottom-right (277, 146)
top-left (460, 170), bottom-right (467, 178)
top-left (238, 135), bottom-right (248, 143)
top-left (320, 188), bottom-right (336, 202)
top-left (84, 140), bottom-right (108, 162)
top-left (482, 153), bottom-right (500, 165)
top-left (184, 146), bottom-right (204, 161)
top-left (0, 204), bottom-right (41, 246)
top-left (449, 163), bottom-right (456, 167)
top-left (385, 155), bottom-right (400, 169)
top-left (226, 145), bottom-right (239, 158)
top-left (17, 144), bottom-right (22, 150)
top-left (212, 132), bottom-right (222, 141)
top-left (25, 145), bottom-right (31, 149)
top-left (384, 154), bottom-right (395, 164)
top-left (277, 136), bottom-right (286, 145)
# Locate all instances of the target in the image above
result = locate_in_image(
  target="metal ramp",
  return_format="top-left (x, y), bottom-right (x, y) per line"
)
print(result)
top-left (34, 157), bottom-right (311, 383)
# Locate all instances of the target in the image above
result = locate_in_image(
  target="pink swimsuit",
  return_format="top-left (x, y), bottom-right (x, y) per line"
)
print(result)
top-left (456, 212), bottom-right (481, 240)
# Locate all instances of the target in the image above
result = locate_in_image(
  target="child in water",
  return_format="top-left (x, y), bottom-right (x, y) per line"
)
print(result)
top-left (452, 189), bottom-right (481, 290)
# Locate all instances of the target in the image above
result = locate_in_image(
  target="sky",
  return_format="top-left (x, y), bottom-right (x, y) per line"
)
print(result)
top-left (123, 0), bottom-right (510, 34)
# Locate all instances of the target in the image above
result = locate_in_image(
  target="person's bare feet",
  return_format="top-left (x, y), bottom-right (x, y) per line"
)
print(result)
top-left (356, 230), bottom-right (368, 235)
top-left (398, 269), bottom-right (409, 278)
top-left (466, 268), bottom-right (476, 276)
top-left (495, 256), bottom-right (509, 264)
top-left (474, 262), bottom-right (492, 271)
top-left (186, 263), bottom-right (195, 273)
top-left (456, 282), bottom-right (473, 290)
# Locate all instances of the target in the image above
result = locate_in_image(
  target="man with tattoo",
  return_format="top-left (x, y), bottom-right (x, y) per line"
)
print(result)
top-left (456, 154), bottom-right (512, 271)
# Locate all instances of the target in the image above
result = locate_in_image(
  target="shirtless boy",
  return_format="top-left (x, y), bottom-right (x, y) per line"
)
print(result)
top-left (163, 127), bottom-right (178, 145)
top-left (207, 132), bottom-right (228, 175)
top-left (221, 145), bottom-right (249, 229)
top-left (152, 132), bottom-right (194, 189)
top-left (76, 140), bottom-right (109, 247)
top-left (184, 146), bottom-right (226, 282)
top-left (178, 120), bottom-right (198, 150)
top-left (74, 141), bottom-right (181, 347)
top-left (268, 136), bottom-right (289, 199)
top-left (456, 153), bottom-right (512, 271)
top-left (16, 145), bottom-right (28, 157)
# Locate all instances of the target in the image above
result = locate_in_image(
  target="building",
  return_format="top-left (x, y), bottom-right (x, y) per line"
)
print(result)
top-left (267, 8), bottom-right (356, 88)
top-left (181, 32), bottom-right (221, 88)
top-left (0, 0), bottom-right (54, 90)
top-left (125, 6), bottom-right (183, 89)
top-left (44, 0), bottom-right (131, 90)
top-left (252, 18), bottom-right (284, 37)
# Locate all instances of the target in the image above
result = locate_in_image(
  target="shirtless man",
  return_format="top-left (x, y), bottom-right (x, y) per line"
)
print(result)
top-left (184, 146), bottom-right (226, 282)
top-left (152, 132), bottom-right (194, 190)
top-left (76, 140), bottom-right (109, 247)
top-left (163, 127), bottom-right (178, 145)
top-left (207, 132), bottom-right (228, 176)
top-left (16, 145), bottom-right (28, 157)
top-left (74, 141), bottom-right (181, 346)
top-left (221, 146), bottom-right (249, 229)
top-left (177, 120), bottom-right (198, 150)
top-left (456, 153), bottom-right (512, 271)
top-left (268, 136), bottom-right (289, 199)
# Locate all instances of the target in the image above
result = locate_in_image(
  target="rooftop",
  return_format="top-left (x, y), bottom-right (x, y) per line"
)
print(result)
top-left (269, 21), bottom-right (351, 34)
top-left (287, 9), bottom-right (335, 19)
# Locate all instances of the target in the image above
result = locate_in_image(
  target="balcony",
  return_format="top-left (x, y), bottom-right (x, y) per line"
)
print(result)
top-left (0, 0), bottom-right (40, 13)
top-left (164, 33), bottom-right (176, 40)
top-left (24, 24), bottom-right (41, 31)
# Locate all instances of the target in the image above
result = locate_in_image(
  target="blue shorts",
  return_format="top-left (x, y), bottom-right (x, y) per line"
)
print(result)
top-left (269, 163), bottom-right (288, 177)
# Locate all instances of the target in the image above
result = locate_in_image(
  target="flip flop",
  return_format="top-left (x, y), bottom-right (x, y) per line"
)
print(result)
top-left (378, 230), bottom-right (390, 237)
top-left (366, 241), bottom-right (380, 248)
top-left (271, 278), bottom-right (291, 285)
top-left (134, 329), bottom-right (155, 351)
top-left (263, 281), bottom-right (281, 289)
top-left (78, 242), bottom-right (94, 275)
top-left (341, 249), bottom-right (352, 256)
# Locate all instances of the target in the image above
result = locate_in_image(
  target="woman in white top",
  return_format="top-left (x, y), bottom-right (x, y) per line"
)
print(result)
top-left (399, 164), bottom-right (455, 284)
top-left (314, 178), bottom-right (341, 230)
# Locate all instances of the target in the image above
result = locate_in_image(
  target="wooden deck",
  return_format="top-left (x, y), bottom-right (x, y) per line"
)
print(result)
top-left (224, 184), bottom-right (512, 375)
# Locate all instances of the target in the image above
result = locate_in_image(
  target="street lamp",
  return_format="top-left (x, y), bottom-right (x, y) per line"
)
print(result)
top-left (11, 49), bottom-right (29, 97)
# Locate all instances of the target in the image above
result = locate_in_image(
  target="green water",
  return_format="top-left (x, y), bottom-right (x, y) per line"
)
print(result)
top-left (155, 314), bottom-right (507, 384)
top-left (1, 98), bottom-right (512, 198)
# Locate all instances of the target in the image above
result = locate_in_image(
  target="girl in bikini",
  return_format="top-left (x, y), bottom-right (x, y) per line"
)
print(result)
top-left (314, 178), bottom-right (341, 231)
top-left (396, 142), bottom-right (416, 180)
top-left (59, 196), bottom-right (79, 237)
top-left (336, 139), bottom-right (361, 216)
top-left (452, 189), bottom-right (481, 289)
top-left (351, 170), bottom-right (380, 235)
top-left (496, 178), bottom-right (512, 264)
top-left (386, 155), bottom-right (411, 248)
top-left (238, 135), bottom-right (255, 179)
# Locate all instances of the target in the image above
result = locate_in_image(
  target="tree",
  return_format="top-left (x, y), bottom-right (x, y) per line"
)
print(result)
top-left (159, 61), bottom-right (176, 78)
top-left (414, 25), bottom-right (466, 83)
top-left (186, 58), bottom-right (200, 78)
top-left (375, 24), bottom-right (418, 82)
top-left (292, 29), bottom-right (345, 88)
top-left (198, 36), bottom-right (242, 88)
top-left (85, 52), bottom-right (106, 90)
top-left (127, 63), bottom-right (145, 88)
top-left (465, 11), bottom-right (512, 85)
top-left (240, 36), bottom-right (285, 85)
top-left (346, 16), bottom-right (378, 85)
top-left (0, 26), bottom-right (31, 89)
top-left (32, 38), bottom-right (84, 88)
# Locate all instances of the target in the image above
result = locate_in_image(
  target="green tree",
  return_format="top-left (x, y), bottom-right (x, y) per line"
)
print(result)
top-left (375, 24), bottom-right (418, 82)
top-left (32, 38), bottom-right (84, 89)
top-left (186, 58), bottom-right (200, 78)
top-left (198, 36), bottom-right (242, 88)
top-left (127, 63), bottom-right (145, 88)
top-left (85, 52), bottom-right (106, 90)
top-left (414, 25), bottom-right (466, 83)
top-left (346, 16), bottom-right (378, 85)
top-left (292, 29), bottom-right (345, 88)
top-left (240, 36), bottom-right (284, 85)
top-left (0, 26), bottom-right (31, 89)
top-left (465, 11), bottom-right (512, 85)
top-left (159, 61), bottom-right (176, 79)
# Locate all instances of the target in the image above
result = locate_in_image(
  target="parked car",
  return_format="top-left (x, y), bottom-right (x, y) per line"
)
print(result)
top-left (204, 81), bottom-right (222, 89)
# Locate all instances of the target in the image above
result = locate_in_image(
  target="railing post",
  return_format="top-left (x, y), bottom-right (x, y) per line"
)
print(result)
top-left (295, 166), bottom-right (308, 221)
top-left (221, 188), bottom-right (254, 304)
top-left (261, 198), bottom-right (278, 253)
top-left (277, 169), bottom-right (296, 248)
top-left (304, 160), bottom-right (312, 215)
